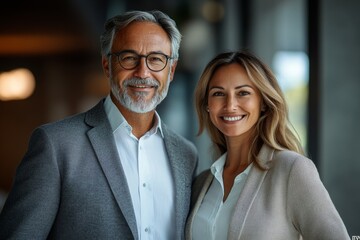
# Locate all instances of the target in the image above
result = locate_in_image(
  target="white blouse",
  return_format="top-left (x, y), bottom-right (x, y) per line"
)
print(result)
top-left (192, 153), bottom-right (253, 240)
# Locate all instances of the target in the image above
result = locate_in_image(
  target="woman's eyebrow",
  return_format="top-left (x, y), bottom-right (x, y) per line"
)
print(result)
top-left (209, 86), bottom-right (224, 90)
top-left (209, 84), bottom-right (253, 90)
top-left (235, 84), bottom-right (253, 89)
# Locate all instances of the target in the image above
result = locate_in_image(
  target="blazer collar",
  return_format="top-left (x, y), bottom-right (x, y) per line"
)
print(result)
top-left (85, 99), bottom-right (139, 239)
top-left (257, 144), bottom-right (276, 169)
top-left (228, 144), bottom-right (275, 239)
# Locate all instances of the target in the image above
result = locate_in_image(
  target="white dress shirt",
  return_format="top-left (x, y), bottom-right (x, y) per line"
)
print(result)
top-left (192, 153), bottom-right (253, 240)
top-left (104, 96), bottom-right (175, 240)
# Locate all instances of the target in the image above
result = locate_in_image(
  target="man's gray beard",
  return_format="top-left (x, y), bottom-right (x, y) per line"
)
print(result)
top-left (111, 77), bottom-right (170, 113)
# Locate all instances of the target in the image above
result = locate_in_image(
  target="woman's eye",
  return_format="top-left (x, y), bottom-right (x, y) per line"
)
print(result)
top-left (212, 92), bottom-right (224, 96)
top-left (238, 91), bottom-right (250, 96)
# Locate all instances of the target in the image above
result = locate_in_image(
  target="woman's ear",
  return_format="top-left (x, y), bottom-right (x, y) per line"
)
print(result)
top-left (261, 103), bottom-right (267, 112)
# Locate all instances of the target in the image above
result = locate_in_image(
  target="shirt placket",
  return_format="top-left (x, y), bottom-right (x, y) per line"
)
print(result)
top-left (138, 137), bottom-right (154, 240)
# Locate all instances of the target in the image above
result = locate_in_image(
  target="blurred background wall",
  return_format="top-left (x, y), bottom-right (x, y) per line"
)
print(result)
top-left (0, 0), bottom-right (359, 236)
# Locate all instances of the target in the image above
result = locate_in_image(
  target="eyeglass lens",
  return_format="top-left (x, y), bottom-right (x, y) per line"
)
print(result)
top-left (117, 52), bottom-right (169, 71)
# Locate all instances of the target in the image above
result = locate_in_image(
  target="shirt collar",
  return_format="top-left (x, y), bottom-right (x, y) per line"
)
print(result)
top-left (210, 153), bottom-right (227, 176)
top-left (210, 152), bottom-right (253, 179)
top-left (104, 95), bottom-right (164, 137)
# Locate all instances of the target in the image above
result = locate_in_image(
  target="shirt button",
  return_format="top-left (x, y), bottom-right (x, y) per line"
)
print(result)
top-left (145, 227), bottom-right (149, 232)
top-left (143, 183), bottom-right (146, 187)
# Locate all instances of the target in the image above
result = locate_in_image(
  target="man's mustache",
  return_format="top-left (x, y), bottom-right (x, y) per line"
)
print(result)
top-left (123, 78), bottom-right (160, 88)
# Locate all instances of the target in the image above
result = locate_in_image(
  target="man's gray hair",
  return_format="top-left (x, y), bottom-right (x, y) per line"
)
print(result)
top-left (100, 10), bottom-right (182, 60)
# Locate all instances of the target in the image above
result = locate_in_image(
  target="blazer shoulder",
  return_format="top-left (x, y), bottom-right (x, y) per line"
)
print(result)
top-left (272, 149), bottom-right (316, 171)
top-left (34, 99), bottom-right (106, 139)
top-left (263, 149), bottom-right (320, 187)
top-left (34, 112), bottom-right (87, 140)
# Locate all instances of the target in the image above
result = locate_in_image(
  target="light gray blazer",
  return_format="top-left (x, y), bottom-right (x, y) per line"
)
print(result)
top-left (0, 99), bottom-right (198, 240)
top-left (186, 144), bottom-right (349, 240)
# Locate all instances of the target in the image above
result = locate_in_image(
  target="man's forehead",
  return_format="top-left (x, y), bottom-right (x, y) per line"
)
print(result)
top-left (112, 22), bottom-right (171, 54)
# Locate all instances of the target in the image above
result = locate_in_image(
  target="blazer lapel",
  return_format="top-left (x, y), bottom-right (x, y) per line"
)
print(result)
top-left (228, 145), bottom-right (274, 240)
top-left (162, 124), bottom-right (193, 239)
top-left (85, 100), bottom-right (138, 239)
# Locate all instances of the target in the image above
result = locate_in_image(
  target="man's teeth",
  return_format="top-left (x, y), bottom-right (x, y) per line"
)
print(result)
top-left (223, 116), bottom-right (243, 121)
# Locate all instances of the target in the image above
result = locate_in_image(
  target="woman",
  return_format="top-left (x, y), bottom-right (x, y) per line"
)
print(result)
top-left (186, 51), bottom-right (349, 239)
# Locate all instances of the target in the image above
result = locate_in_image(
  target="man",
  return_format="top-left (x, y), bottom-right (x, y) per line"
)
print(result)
top-left (0, 10), bottom-right (198, 239)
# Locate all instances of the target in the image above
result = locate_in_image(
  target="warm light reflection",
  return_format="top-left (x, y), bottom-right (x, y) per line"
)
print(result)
top-left (202, 0), bottom-right (224, 22)
top-left (0, 68), bottom-right (35, 101)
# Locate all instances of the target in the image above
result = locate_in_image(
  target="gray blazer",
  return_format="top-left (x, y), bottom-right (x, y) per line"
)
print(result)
top-left (186, 144), bottom-right (349, 240)
top-left (0, 99), bottom-right (198, 240)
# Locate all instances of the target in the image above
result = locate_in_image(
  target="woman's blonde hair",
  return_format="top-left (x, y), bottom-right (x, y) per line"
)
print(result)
top-left (195, 51), bottom-right (304, 167)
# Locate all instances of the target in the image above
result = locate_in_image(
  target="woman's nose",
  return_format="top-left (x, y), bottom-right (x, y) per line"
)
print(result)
top-left (224, 96), bottom-right (237, 111)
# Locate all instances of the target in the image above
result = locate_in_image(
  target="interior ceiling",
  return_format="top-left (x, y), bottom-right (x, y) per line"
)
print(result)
top-left (0, 0), bottom-right (187, 56)
top-left (0, 0), bottom-right (105, 56)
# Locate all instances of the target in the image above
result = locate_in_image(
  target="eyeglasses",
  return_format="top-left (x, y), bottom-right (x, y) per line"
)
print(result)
top-left (108, 50), bottom-right (173, 72)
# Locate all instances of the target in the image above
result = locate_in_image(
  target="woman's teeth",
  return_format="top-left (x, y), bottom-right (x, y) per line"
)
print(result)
top-left (223, 116), bottom-right (243, 121)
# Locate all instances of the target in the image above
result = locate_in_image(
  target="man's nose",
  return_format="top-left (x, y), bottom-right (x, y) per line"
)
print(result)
top-left (133, 57), bottom-right (151, 78)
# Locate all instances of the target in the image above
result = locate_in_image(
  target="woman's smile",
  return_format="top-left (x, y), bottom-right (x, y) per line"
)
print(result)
top-left (221, 115), bottom-right (245, 122)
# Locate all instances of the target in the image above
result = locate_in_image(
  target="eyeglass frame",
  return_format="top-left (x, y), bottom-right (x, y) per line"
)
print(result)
top-left (107, 50), bottom-right (174, 72)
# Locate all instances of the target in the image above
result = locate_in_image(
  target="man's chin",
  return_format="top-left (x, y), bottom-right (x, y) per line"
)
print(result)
top-left (131, 93), bottom-right (158, 104)
top-left (125, 99), bottom-right (158, 113)
top-left (127, 105), bottom-right (156, 114)
top-left (112, 88), bottom-right (165, 114)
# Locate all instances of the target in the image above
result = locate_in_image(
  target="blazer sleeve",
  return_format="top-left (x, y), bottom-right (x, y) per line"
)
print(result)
top-left (0, 127), bottom-right (60, 239)
top-left (287, 156), bottom-right (350, 240)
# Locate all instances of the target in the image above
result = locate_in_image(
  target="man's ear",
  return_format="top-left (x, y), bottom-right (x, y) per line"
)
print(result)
top-left (102, 55), bottom-right (110, 78)
top-left (169, 60), bottom-right (178, 82)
